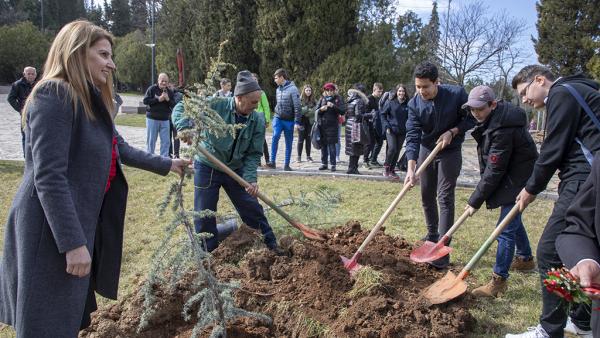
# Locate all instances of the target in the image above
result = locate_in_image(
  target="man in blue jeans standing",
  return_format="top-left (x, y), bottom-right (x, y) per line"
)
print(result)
top-left (268, 68), bottom-right (301, 171)
top-left (172, 70), bottom-right (283, 255)
top-left (462, 86), bottom-right (538, 297)
top-left (143, 73), bottom-right (175, 157)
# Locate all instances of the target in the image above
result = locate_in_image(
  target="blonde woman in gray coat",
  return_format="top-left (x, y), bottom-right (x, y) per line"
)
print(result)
top-left (0, 20), bottom-right (188, 337)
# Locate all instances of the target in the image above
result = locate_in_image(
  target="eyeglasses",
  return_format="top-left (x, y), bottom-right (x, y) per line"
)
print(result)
top-left (519, 78), bottom-right (535, 98)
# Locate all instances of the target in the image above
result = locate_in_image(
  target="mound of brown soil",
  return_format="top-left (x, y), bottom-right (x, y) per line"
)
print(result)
top-left (80, 221), bottom-right (475, 338)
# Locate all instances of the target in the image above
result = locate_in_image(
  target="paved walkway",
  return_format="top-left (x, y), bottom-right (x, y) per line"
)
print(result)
top-left (0, 93), bottom-right (558, 198)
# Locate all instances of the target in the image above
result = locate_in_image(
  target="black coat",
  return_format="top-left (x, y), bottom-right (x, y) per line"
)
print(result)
top-left (316, 94), bottom-right (345, 145)
top-left (7, 77), bottom-right (34, 113)
top-left (556, 158), bottom-right (600, 336)
top-left (468, 101), bottom-right (538, 209)
top-left (143, 84), bottom-right (176, 121)
top-left (381, 97), bottom-right (409, 135)
top-left (344, 93), bottom-right (366, 156)
top-left (0, 81), bottom-right (172, 337)
top-left (525, 75), bottom-right (600, 195)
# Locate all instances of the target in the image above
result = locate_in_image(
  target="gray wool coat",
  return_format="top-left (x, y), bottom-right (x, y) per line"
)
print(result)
top-left (0, 81), bottom-right (172, 337)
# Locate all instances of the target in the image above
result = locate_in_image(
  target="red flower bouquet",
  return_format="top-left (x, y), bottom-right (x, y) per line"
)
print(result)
top-left (543, 267), bottom-right (600, 306)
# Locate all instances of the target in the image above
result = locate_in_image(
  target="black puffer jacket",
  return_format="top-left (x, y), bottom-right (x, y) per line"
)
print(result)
top-left (468, 101), bottom-right (538, 209)
top-left (7, 77), bottom-right (34, 113)
top-left (316, 94), bottom-right (345, 145)
top-left (344, 92), bottom-right (366, 156)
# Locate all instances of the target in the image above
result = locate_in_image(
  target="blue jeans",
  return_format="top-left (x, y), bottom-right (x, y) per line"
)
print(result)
top-left (270, 116), bottom-right (294, 166)
top-left (146, 118), bottom-right (170, 157)
top-left (321, 143), bottom-right (337, 166)
top-left (193, 162), bottom-right (277, 251)
top-left (493, 203), bottom-right (533, 279)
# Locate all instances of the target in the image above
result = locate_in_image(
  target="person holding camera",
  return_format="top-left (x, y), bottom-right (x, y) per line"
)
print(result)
top-left (143, 73), bottom-right (175, 157)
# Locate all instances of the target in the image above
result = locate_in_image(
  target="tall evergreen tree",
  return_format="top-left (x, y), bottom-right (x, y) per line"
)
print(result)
top-left (109, 0), bottom-right (132, 36)
top-left (395, 10), bottom-right (424, 83)
top-left (534, 0), bottom-right (600, 75)
top-left (420, 1), bottom-right (440, 64)
top-left (86, 0), bottom-right (107, 29)
top-left (130, 0), bottom-right (148, 32)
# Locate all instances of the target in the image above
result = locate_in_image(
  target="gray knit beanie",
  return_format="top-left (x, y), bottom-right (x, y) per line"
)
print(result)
top-left (233, 70), bottom-right (261, 96)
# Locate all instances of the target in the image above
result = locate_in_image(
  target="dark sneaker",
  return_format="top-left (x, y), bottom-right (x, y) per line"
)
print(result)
top-left (370, 161), bottom-right (383, 168)
top-left (331, 166), bottom-right (336, 172)
top-left (269, 246), bottom-right (288, 257)
top-left (284, 165), bottom-right (293, 171)
top-left (296, 156), bottom-right (302, 163)
top-left (428, 254), bottom-right (449, 269)
top-left (266, 162), bottom-right (276, 169)
top-left (307, 156), bottom-right (314, 162)
top-left (318, 164), bottom-right (328, 170)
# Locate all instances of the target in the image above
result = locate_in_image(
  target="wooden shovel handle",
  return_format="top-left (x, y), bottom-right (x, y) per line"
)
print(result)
top-left (196, 145), bottom-right (297, 226)
top-left (354, 142), bottom-right (445, 255)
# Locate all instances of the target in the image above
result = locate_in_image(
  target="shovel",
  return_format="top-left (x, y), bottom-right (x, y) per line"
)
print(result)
top-left (341, 142), bottom-right (444, 275)
top-left (423, 204), bottom-right (521, 304)
top-left (410, 208), bottom-right (473, 263)
top-left (196, 145), bottom-right (327, 241)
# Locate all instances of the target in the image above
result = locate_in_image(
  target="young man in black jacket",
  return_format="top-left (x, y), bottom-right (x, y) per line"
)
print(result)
top-left (462, 86), bottom-right (538, 298)
top-left (556, 157), bottom-right (600, 338)
top-left (404, 61), bottom-right (475, 269)
top-left (364, 82), bottom-right (384, 167)
top-left (507, 65), bottom-right (600, 338)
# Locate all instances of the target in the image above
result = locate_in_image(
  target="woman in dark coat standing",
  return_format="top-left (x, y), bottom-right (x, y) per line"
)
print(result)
top-left (344, 83), bottom-right (368, 174)
top-left (297, 84), bottom-right (316, 162)
top-left (381, 84), bottom-right (409, 179)
top-left (0, 20), bottom-right (188, 337)
top-left (316, 82), bottom-right (345, 172)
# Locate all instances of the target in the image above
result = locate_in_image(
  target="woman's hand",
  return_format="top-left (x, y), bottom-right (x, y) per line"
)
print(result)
top-left (66, 245), bottom-right (91, 277)
top-left (170, 158), bottom-right (192, 176)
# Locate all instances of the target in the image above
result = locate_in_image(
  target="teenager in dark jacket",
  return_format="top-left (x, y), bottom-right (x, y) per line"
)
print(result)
top-left (381, 84), bottom-right (409, 179)
top-left (461, 86), bottom-right (538, 298)
top-left (507, 66), bottom-right (600, 338)
top-left (298, 84), bottom-right (316, 162)
top-left (364, 83), bottom-right (384, 167)
top-left (316, 82), bottom-right (345, 172)
top-left (557, 158), bottom-right (600, 338)
top-left (344, 83), bottom-right (367, 174)
top-left (404, 61), bottom-right (475, 269)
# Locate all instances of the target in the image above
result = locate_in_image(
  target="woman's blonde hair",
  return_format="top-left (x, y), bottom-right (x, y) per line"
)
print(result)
top-left (23, 20), bottom-right (115, 125)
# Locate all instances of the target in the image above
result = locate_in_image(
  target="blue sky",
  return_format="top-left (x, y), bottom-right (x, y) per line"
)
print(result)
top-left (396, 0), bottom-right (539, 64)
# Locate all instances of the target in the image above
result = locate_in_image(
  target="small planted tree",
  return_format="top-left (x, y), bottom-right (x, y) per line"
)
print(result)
top-left (137, 42), bottom-right (271, 338)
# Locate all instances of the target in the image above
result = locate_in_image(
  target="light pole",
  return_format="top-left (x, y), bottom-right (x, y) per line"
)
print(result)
top-left (150, 0), bottom-right (156, 85)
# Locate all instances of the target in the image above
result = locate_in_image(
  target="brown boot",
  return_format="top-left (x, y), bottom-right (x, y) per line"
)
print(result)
top-left (472, 273), bottom-right (507, 297)
top-left (511, 256), bottom-right (536, 271)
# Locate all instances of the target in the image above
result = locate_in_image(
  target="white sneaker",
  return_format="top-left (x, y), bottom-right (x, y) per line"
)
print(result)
top-left (505, 325), bottom-right (549, 338)
top-left (564, 317), bottom-right (593, 337)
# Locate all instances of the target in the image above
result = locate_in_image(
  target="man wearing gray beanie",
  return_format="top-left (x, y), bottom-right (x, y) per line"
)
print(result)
top-left (172, 70), bottom-right (284, 255)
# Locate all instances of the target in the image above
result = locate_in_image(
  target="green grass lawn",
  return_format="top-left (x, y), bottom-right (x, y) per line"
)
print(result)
top-left (0, 160), bottom-right (557, 337)
top-left (114, 113), bottom-right (146, 128)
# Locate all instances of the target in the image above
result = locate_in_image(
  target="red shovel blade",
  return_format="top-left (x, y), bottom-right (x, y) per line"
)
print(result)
top-left (410, 240), bottom-right (453, 263)
top-left (341, 253), bottom-right (363, 276)
top-left (292, 221), bottom-right (328, 242)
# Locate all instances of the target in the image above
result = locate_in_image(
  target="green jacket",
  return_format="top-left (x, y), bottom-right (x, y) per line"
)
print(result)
top-left (171, 97), bottom-right (265, 183)
top-left (256, 90), bottom-right (271, 121)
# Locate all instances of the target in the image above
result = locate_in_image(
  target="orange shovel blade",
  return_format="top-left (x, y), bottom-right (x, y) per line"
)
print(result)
top-left (410, 241), bottom-right (453, 263)
top-left (292, 221), bottom-right (328, 241)
top-left (422, 271), bottom-right (468, 305)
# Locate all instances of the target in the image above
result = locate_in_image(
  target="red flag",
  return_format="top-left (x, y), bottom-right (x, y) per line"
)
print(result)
top-left (176, 47), bottom-right (185, 87)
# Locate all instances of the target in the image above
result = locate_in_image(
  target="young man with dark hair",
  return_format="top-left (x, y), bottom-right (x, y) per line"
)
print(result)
top-left (364, 82), bottom-right (385, 168)
top-left (269, 68), bottom-right (301, 171)
top-left (404, 61), bottom-right (475, 269)
top-left (506, 65), bottom-right (600, 338)
top-left (463, 86), bottom-right (537, 298)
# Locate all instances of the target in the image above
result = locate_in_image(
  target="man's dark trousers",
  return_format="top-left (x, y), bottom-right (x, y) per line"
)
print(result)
top-left (193, 162), bottom-right (277, 251)
top-left (538, 179), bottom-right (590, 336)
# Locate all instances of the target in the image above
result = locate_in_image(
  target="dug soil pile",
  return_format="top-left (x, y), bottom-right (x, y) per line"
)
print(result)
top-left (80, 221), bottom-right (475, 338)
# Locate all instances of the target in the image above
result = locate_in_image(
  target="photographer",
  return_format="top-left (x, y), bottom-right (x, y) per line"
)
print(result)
top-left (143, 73), bottom-right (175, 157)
